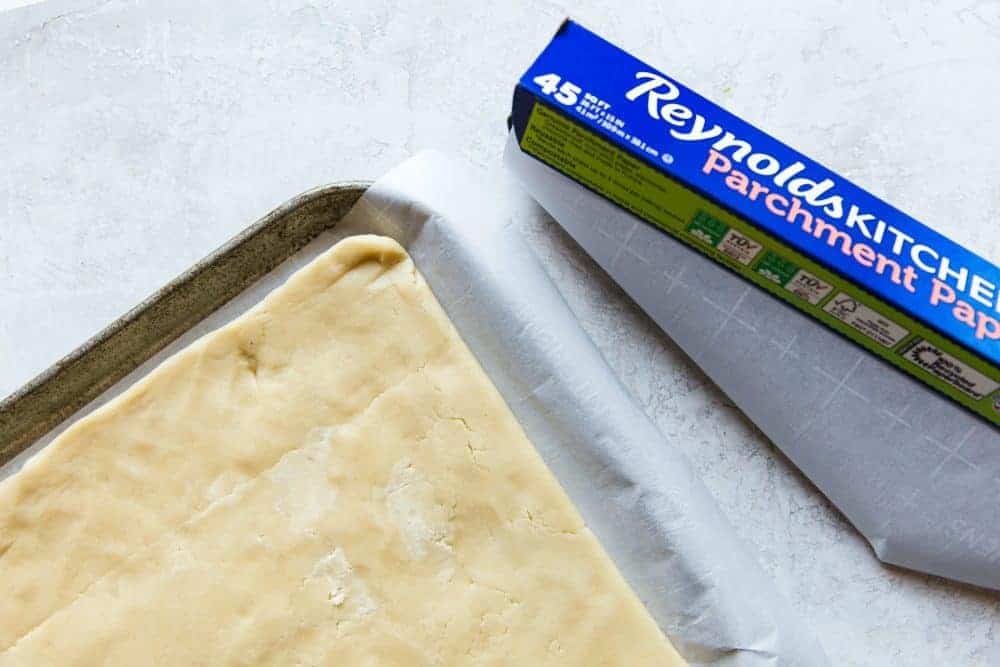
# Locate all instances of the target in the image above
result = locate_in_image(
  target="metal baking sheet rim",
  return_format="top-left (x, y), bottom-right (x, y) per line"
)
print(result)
top-left (0, 165), bottom-right (829, 665)
top-left (0, 182), bottom-right (371, 467)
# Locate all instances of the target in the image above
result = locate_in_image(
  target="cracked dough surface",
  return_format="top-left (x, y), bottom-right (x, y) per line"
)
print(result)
top-left (0, 235), bottom-right (685, 665)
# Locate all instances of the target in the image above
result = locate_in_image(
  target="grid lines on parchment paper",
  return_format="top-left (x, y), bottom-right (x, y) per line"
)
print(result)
top-left (599, 221), bottom-right (694, 297)
top-left (608, 219), bottom-right (641, 269)
top-left (768, 333), bottom-right (799, 362)
top-left (595, 216), bottom-right (974, 456)
top-left (812, 361), bottom-right (868, 402)
top-left (599, 222), bottom-right (879, 436)
top-left (879, 403), bottom-right (913, 430)
top-left (664, 264), bottom-right (691, 296)
top-left (593, 214), bottom-right (1000, 522)
top-left (927, 425), bottom-right (980, 478)
top-left (701, 287), bottom-right (756, 343)
top-left (790, 355), bottom-right (865, 440)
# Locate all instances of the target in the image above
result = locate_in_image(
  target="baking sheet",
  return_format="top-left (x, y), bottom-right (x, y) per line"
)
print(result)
top-left (504, 132), bottom-right (1000, 592)
top-left (2, 151), bottom-right (826, 665)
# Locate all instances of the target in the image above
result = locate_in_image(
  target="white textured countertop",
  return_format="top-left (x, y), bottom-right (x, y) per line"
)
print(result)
top-left (2, 1), bottom-right (998, 664)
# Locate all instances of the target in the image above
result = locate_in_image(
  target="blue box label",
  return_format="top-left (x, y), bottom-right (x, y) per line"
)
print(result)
top-left (511, 20), bottom-right (1000, 425)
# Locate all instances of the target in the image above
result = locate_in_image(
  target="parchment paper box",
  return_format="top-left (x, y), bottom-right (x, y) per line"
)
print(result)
top-left (506, 20), bottom-right (1000, 588)
top-left (511, 20), bottom-right (1000, 424)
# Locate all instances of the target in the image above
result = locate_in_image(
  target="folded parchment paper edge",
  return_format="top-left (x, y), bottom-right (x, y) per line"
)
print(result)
top-left (1, 151), bottom-right (827, 666)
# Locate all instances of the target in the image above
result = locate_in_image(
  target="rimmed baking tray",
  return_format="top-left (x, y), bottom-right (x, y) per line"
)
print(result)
top-left (0, 156), bottom-right (827, 663)
top-left (0, 182), bottom-right (369, 467)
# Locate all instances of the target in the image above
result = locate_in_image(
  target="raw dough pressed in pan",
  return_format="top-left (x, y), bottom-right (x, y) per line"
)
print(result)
top-left (0, 235), bottom-right (685, 666)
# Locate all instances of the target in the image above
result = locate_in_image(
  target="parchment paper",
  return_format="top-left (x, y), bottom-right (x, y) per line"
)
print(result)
top-left (2, 151), bottom-right (827, 666)
top-left (504, 133), bottom-right (1000, 592)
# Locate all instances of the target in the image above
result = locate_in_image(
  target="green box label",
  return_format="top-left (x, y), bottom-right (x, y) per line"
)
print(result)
top-left (687, 211), bottom-right (727, 246)
top-left (518, 100), bottom-right (1000, 426)
top-left (756, 251), bottom-right (798, 286)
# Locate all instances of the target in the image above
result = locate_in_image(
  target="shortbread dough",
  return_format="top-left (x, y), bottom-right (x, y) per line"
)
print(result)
top-left (0, 235), bottom-right (684, 665)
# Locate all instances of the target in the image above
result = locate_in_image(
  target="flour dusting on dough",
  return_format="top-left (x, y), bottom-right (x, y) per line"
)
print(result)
top-left (267, 427), bottom-right (338, 534)
top-left (385, 459), bottom-right (452, 562)
top-left (309, 548), bottom-right (376, 617)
